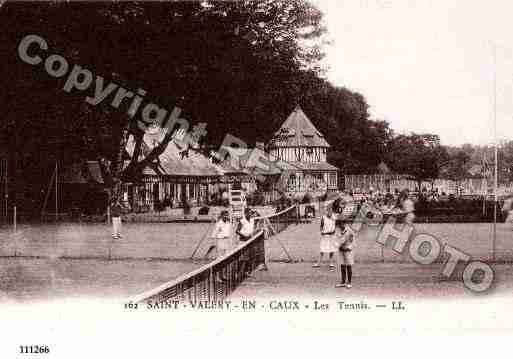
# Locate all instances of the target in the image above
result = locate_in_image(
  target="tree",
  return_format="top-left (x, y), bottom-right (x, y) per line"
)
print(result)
top-left (0, 0), bottom-right (329, 205)
top-left (440, 149), bottom-right (472, 193)
top-left (498, 141), bottom-right (513, 184)
top-left (387, 133), bottom-right (449, 190)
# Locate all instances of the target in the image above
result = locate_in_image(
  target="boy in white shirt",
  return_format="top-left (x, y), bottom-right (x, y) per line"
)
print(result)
top-left (237, 208), bottom-right (255, 242)
top-left (211, 210), bottom-right (233, 258)
top-left (336, 221), bottom-right (356, 288)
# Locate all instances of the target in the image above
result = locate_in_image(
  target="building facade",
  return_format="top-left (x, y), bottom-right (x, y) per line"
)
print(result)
top-left (267, 106), bottom-right (338, 196)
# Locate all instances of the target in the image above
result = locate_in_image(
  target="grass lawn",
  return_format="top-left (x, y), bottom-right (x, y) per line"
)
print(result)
top-left (0, 220), bottom-right (511, 302)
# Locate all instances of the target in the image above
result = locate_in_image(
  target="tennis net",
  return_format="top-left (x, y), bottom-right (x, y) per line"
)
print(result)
top-left (130, 205), bottom-right (298, 304)
top-left (131, 230), bottom-right (266, 304)
top-left (254, 205), bottom-right (299, 237)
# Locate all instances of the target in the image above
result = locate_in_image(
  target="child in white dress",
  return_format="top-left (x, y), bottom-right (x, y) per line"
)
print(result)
top-left (313, 205), bottom-right (337, 270)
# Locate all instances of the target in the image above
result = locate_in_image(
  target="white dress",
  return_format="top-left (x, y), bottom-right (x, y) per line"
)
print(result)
top-left (320, 214), bottom-right (337, 253)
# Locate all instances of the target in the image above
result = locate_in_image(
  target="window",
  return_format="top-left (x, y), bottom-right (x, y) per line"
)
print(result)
top-left (288, 174), bottom-right (296, 191)
top-left (295, 148), bottom-right (302, 161)
top-left (328, 173), bottom-right (337, 187)
top-left (189, 183), bottom-right (195, 198)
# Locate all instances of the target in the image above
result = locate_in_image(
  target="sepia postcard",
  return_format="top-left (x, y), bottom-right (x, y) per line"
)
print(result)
top-left (1, 0), bottom-right (513, 357)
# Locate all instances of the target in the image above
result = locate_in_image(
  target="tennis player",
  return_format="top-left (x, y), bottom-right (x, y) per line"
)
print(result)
top-left (335, 221), bottom-right (356, 288)
top-left (111, 199), bottom-right (123, 239)
top-left (313, 204), bottom-right (337, 269)
top-left (212, 210), bottom-right (232, 258)
top-left (237, 208), bottom-right (255, 242)
top-left (237, 208), bottom-right (256, 276)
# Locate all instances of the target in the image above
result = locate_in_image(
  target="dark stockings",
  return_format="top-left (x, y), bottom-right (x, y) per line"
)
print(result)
top-left (339, 265), bottom-right (353, 284)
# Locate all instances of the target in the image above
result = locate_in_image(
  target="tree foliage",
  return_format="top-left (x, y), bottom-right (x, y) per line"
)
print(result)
top-left (440, 148), bottom-right (473, 186)
top-left (387, 133), bottom-right (449, 189)
top-left (0, 0), bottom-right (402, 203)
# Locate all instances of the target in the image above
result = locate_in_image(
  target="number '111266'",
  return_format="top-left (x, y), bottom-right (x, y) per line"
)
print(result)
top-left (19, 345), bottom-right (50, 354)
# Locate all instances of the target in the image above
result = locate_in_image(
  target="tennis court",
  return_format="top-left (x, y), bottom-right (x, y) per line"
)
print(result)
top-left (0, 216), bottom-right (512, 302)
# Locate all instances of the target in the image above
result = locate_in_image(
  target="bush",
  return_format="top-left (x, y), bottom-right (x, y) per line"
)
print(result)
top-left (198, 206), bottom-right (210, 215)
top-left (415, 197), bottom-right (504, 222)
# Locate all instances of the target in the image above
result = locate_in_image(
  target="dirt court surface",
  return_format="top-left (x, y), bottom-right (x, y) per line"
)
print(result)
top-left (0, 220), bottom-right (511, 303)
top-left (232, 262), bottom-right (513, 300)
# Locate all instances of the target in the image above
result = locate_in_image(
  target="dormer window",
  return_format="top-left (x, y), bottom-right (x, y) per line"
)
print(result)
top-left (283, 128), bottom-right (296, 136)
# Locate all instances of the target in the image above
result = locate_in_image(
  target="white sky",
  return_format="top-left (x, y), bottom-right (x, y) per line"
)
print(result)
top-left (314, 0), bottom-right (513, 146)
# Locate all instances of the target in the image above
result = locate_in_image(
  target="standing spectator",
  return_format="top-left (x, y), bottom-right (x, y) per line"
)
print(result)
top-left (380, 197), bottom-right (395, 213)
top-left (502, 195), bottom-right (513, 229)
top-left (400, 190), bottom-right (415, 224)
top-left (313, 204), bottom-right (337, 270)
top-left (111, 199), bottom-right (123, 239)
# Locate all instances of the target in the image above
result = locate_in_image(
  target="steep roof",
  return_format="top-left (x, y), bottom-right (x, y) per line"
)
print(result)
top-left (269, 105), bottom-right (330, 148)
top-left (126, 127), bottom-right (219, 177)
top-left (215, 147), bottom-right (283, 176)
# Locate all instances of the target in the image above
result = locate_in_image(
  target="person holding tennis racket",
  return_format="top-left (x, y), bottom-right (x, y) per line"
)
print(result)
top-left (313, 204), bottom-right (337, 270)
top-left (211, 210), bottom-right (233, 258)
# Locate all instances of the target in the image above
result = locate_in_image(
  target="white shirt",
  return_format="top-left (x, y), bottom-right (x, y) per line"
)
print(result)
top-left (503, 198), bottom-right (513, 212)
top-left (321, 214), bottom-right (337, 234)
top-left (340, 225), bottom-right (356, 250)
top-left (239, 217), bottom-right (255, 237)
top-left (213, 220), bottom-right (232, 239)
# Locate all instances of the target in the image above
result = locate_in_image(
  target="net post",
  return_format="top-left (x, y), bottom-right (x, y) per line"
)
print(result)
top-left (209, 266), bottom-right (214, 302)
top-left (193, 275), bottom-right (197, 303)
top-left (13, 205), bottom-right (16, 233)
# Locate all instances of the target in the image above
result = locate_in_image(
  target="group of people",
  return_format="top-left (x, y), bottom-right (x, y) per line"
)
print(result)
top-left (313, 204), bottom-right (356, 288)
top-left (335, 189), bottom-right (416, 225)
top-left (108, 189), bottom-right (417, 288)
top-left (207, 207), bottom-right (269, 272)
top-left (315, 189), bottom-right (416, 288)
